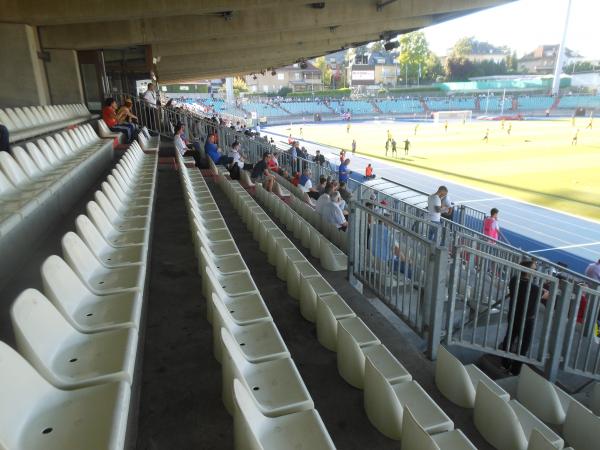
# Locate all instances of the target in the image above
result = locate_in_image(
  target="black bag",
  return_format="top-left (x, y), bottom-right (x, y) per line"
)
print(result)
top-left (229, 162), bottom-right (241, 180)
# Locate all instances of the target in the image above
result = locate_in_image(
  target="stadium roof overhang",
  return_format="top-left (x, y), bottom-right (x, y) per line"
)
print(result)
top-left (1, 0), bottom-right (515, 83)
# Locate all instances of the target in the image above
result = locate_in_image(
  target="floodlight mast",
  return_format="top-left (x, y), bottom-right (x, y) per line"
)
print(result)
top-left (551, 0), bottom-right (573, 96)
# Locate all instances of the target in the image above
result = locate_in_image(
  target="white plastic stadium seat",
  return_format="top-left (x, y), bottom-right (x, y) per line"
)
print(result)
top-left (41, 255), bottom-right (142, 332)
top-left (0, 341), bottom-right (130, 450)
top-left (516, 364), bottom-right (581, 425)
top-left (336, 316), bottom-right (380, 388)
top-left (315, 293), bottom-right (356, 351)
top-left (401, 407), bottom-right (476, 450)
top-left (232, 379), bottom-right (335, 450)
top-left (435, 345), bottom-right (509, 408)
top-left (10, 289), bottom-right (137, 389)
top-left (563, 400), bottom-right (600, 450)
top-left (473, 382), bottom-right (563, 450)
top-left (220, 328), bottom-right (313, 417)
top-left (211, 293), bottom-right (289, 364)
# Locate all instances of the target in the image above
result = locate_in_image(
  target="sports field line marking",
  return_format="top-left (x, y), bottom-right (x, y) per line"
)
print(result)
top-left (456, 197), bottom-right (507, 204)
top-left (529, 241), bottom-right (600, 254)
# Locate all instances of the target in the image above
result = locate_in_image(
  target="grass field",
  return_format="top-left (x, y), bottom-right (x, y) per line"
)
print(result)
top-left (278, 118), bottom-right (600, 220)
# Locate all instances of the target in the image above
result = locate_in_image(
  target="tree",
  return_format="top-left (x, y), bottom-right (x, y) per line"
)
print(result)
top-left (397, 31), bottom-right (432, 83)
top-left (233, 77), bottom-right (248, 92)
top-left (451, 37), bottom-right (475, 57)
top-left (369, 40), bottom-right (385, 53)
top-left (314, 56), bottom-right (333, 87)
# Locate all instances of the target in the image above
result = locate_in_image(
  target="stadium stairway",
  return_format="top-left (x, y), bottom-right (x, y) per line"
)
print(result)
top-left (420, 98), bottom-right (430, 115)
top-left (370, 99), bottom-right (383, 114)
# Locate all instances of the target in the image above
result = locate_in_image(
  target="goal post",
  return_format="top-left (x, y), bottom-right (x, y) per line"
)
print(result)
top-left (432, 110), bottom-right (473, 123)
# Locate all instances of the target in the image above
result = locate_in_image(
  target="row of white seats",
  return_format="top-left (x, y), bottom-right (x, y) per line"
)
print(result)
top-left (0, 123), bottom-right (114, 286)
top-left (1, 103), bottom-right (92, 143)
top-left (218, 175), bottom-right (475, 449)
top-left (255, 184), bottom-right (347, 272)
top-left (270, 170), bottom-right (349, 253)
top-left (0, 142), bottom-right (157, 450)
top-left (436, 347), bottom-right (600, 450)
top-left (175, 154), bottom-right (335, 449)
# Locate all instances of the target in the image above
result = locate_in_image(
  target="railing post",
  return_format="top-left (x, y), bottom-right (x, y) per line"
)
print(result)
top-left (347, 200), bottom-right (359, 289)
top-left (458, 204), bottom-right (466, 227)
top-left (427, 244), bottom-right (449, 360)
top-left (544, 279), bottom-right (573, 382)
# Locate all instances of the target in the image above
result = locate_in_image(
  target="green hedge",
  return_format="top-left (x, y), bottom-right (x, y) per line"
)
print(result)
top-left (386, 86), bottom-right (443, 95)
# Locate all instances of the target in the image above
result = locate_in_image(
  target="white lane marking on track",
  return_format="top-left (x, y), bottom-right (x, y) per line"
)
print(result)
top-left (529, 241), bottom-right (600, 253)
top-left (456, 197), bottom-right (507, 204)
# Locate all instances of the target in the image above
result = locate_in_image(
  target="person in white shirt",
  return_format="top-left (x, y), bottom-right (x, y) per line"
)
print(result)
top-left (229, 141), bottom-right (252, 170)
top-left (315, 192), bottom-right (331, 215)
top-left (427, 186), bottom-right (449, 223)
top-left (143, 83), bottom-right (157, 107)
top-left (174, 123), bottom-right (202, 167)
top-left (321, 191), bottom-right (348, 231)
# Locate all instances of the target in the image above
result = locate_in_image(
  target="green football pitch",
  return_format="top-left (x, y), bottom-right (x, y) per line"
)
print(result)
top-left (277, 118), bottom-right (600, 220)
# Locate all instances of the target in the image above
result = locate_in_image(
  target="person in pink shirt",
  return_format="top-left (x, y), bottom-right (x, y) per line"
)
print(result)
top-left (483, 208), bottom-right (500, 241)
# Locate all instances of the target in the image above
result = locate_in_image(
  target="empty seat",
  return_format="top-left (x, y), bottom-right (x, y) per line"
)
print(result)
top-left (299, 275), bottom-right (336, 322)
top-left (516, 364), bottom-right (582, 425)
top-left (336, 316), bottom-right (381, 388)
top-left (364, 355), bottom-right (452, 440)
top-left (563, 401), bottom-right (600, 450)
top-left (10, 289), bottom-right (137, 389)
top-left (435, 345), bottom-right (509, 408)
top-left (473, 382), bottom-right (563, 450)
top-left (211, 293), bottom-right (289, 364)
top-left (232, 379), bottom-right (335, 450)
top-left (401, 407), bottom-right (476, 450)
top-left (62, 232), bottom-right (145, 294)
top-left (0, 341), bottom-right (130, 450)
top-left (591, 382), bottom-right (600, 415)
top-left (315, 293), bottom-right (356, 351)
top-left (221, 327), bottom-right (313, 417)
top-left (41, 255), bottom-right (141, 332)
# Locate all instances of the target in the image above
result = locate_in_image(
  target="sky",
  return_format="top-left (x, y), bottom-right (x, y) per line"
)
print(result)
top-left (422, 0), bottom-right (599, 59)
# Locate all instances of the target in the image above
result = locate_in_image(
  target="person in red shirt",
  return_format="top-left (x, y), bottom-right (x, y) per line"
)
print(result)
top-left (365, 163), bottom-right (375, 179)
top-left (483, 208), bottom-right (500, 241)
top-left (102, 98), bottom-right (135, 143)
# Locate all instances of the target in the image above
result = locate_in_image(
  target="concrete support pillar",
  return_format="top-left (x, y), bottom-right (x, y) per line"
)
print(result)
top-left (225, 77), bottom-right (234, 104)
top-left (0, 23), bottom-right (50, 107)
top-left (45, 49), bottom-right (84, 105)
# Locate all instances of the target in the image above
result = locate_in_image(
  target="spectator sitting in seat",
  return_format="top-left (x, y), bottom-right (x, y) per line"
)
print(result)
top-left (370, 219), bottom-right (412, 279)
top-left (338, 181), bottom-right (352, 204)
top-left (250, 152), bottom-right (274, 192)
top-left (316, 176), bottom-right (328, 194)
top-left (204, 134), bottom-right (233, 166)
top-left (102, 98), bottom-right (135, 143)
top-left (229, 141), bottom-right (253, 170)
top-left (299, 169), bottom-right (320, 200)
top-left (174, 123), bottom-right (202, 167)
top-left (321, 191), bottom-right (348, 231)
top-left (315, 186), bottom-right (333, 215)
top-left (365, 163), bottom-right (376, 179)
top-left (116, 99), bottom-right (138, 127)
top-left (291, 171), bottom-right (300, 186)
top-left (267, 151), bottom-right (279, 170)
top-left (0, 124), bottom-right (9, 152)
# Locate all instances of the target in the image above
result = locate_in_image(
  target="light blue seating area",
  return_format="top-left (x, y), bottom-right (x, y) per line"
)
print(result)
top-left (331, 101), bottom-right (375, 115)
top-left (426, 97), bottom-right (476, 111)
top-left (480, 97), bottom-right (513, 112)
top-left (201, 98), bottom-right (247, 117)
top-left (283, 101), bottom-right (331, 115)
top-left (558, 95), bottom-right (600, 109)
top-left (517, 96), bottom-right (554, 110)
top-left (377, 99), bottom-right (423, 114)
top-left (245, 102), bottom-right (288, 117)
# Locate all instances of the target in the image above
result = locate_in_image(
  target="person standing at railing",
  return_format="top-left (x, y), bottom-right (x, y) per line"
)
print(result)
top-left (483, 208), bottom-right (500, 241)
top-left (585, 259), bottom-right (600, 282)
top-left (427, 186), bottom-right (448, 241)
top-left (143, 82), bottom-right (158, 129)
top-left (501, 259), bottom-right (549, 375)
top-left (339, 158), bottom-right (351, 183)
